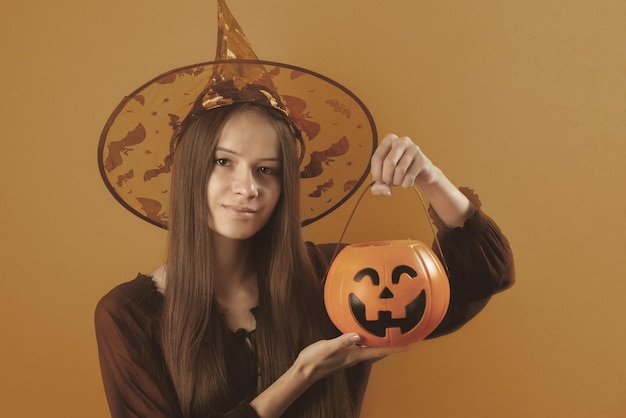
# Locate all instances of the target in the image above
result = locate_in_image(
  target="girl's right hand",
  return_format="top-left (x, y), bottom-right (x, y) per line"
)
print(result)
top-left (293, 333), bottom-right (408, 383)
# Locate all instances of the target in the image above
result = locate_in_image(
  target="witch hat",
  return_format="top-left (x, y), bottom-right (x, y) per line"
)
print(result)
top-left (98, 0), bottom-right (377, 228)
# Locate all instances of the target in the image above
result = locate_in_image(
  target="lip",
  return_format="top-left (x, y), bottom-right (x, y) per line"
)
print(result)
top-left (223, 204), bottom-right (258, 218)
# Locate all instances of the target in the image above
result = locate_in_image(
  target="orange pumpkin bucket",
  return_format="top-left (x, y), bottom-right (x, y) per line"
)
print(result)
top-left (324, 185), bottom-right (450, 347)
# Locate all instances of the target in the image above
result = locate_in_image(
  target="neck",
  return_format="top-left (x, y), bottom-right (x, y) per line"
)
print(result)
top-left (211, 234), bottom-right (257, 300)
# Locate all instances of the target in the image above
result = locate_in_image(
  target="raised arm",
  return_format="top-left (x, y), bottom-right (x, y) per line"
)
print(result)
top-left (370, 133), bottom-right (475, 228)
top-left (369, 133), bottom-right (515, 337)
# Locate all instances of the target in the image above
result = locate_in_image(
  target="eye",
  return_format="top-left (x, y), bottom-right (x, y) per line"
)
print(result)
top-left (354, 267), bottom-right (380, 285)
top-left (258, 166), bottom-right (280, 176)
top-left (391, 265), bottom-right (418, 284)
top-left (214, 158), bottom-right (231, 166)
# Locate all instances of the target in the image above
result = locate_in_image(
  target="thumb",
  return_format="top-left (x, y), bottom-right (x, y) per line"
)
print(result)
top-left (370, 181), bottom-right (392, 197)
top-left (334, 333), bottom-right (362, 349)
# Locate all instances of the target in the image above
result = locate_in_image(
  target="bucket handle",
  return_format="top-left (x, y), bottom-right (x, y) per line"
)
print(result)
top-left (330, 181), bottom-right (451, 278)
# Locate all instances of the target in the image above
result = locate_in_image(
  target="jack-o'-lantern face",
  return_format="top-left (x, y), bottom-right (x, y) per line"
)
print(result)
top-left (349, 265), bottom-right (426, 338)
top-left (324, 240), bottom-right (450, 347)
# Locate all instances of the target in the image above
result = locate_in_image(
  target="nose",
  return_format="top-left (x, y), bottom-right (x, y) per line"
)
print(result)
top-left (231, 168), bottom-right (259, 198)
top-left (379, 287), bottom-right (394, 299)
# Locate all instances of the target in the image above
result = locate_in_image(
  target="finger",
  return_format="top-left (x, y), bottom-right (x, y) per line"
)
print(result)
top-left (400, 153), bottom-right (429, 188)
top-left (330, 333), bottom-right (362, 351)
top-left (370, 181), bottom-right (392, 196)
top-left (391, 145), bottom-right (420, 186)
top-left (355, 345), bottom-right (410, 362)
top-left (342, 344), bottom-right (409, 368)
top-left (380, 138), bottom-right (408, 185)
top-left (370, 134), bottom-right (398, 183)
top-left (380, 136), bottom-right (418, 186)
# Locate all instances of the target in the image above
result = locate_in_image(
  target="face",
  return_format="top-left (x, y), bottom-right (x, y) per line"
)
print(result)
top-left (206, 109), bottom-right (283, 241)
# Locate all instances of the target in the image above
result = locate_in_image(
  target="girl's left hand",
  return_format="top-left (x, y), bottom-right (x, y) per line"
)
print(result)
top-left (370, 134), bottom-right (437, 196)
top-left (294, 333), bottom-right (408, 383)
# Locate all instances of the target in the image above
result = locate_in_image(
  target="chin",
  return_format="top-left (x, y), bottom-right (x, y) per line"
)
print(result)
top-left (212, 228), bottom-right (259, 242)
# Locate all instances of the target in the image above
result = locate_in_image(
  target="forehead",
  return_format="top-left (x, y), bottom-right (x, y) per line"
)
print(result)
top-left (217, 109), bottom-right (281, 154)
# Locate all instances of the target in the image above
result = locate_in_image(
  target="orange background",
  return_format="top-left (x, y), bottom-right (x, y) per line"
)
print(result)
top-left (1, 0), bottom-right (625, 417)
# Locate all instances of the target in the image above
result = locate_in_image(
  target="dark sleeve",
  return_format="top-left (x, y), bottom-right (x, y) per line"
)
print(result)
top-left (95, 282), bottom-right (184, 418)
top-left (426, 188), bottom-right (515, 338)
top-left (310, 187), bottom-right (514, 340)
top-left (94, 279), bottom-right (261, 418)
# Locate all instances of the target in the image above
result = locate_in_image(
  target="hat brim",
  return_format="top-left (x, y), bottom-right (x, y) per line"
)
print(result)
top-left (98, 59), bottom-right (377, 228)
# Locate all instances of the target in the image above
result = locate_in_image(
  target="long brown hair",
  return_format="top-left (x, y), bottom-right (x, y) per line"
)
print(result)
top-left (161, 103), bottom-right (355, 417)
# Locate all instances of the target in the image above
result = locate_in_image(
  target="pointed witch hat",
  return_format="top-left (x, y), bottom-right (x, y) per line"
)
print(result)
top-left (98, 0), bottom-right (377, 228)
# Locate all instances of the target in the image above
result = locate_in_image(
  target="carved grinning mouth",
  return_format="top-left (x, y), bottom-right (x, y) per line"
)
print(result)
top-left (349, 290), bottom-right (426, 338)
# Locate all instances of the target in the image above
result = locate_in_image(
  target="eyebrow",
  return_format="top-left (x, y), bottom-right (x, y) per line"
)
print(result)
top-left (215, 146), bottom-right (282, 162)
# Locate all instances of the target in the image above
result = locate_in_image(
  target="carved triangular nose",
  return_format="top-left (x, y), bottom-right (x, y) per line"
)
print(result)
top-left (379, 287), bottom-right (394, 299)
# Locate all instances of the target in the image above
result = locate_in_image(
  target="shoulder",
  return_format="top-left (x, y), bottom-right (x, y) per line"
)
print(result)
top-left (95, 274), bottom-right (163, 337)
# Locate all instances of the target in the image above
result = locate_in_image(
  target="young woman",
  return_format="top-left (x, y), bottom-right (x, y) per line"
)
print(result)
top-left (95, 102), bottom-right (514, 418)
